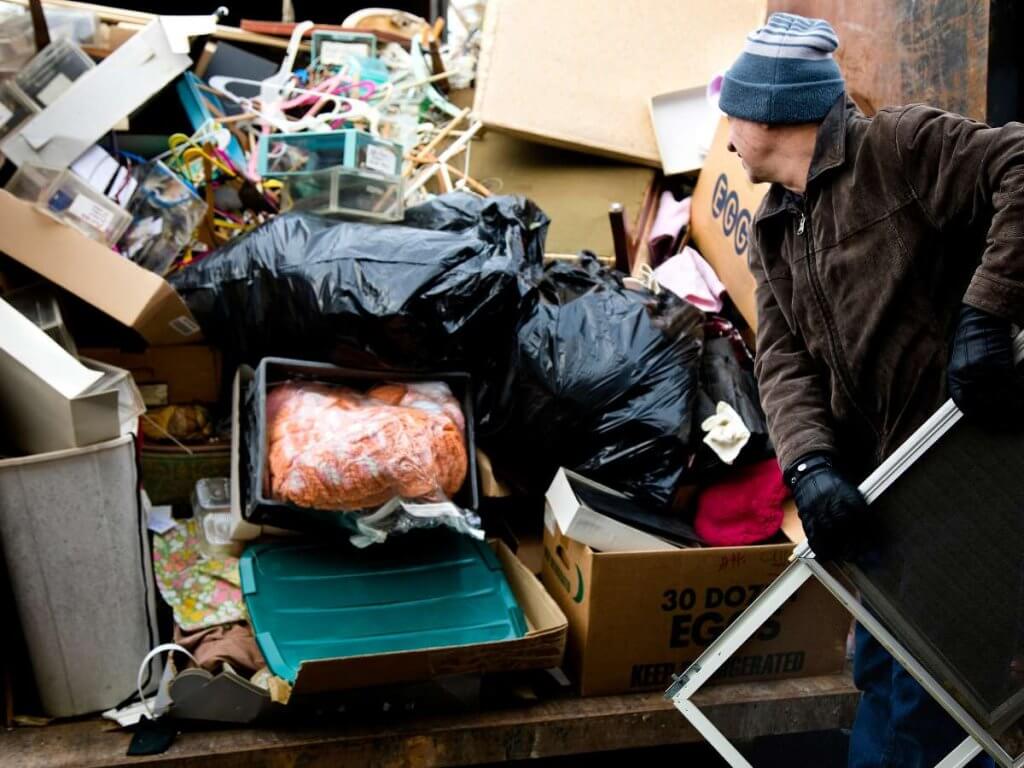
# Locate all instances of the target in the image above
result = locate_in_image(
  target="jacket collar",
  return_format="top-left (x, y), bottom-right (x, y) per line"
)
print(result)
top-left (755, 94), bottom-right (853, 223)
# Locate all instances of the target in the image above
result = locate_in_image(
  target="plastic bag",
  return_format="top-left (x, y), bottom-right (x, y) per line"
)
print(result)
top-left (481, 256), bottom-right (704, 508)
top-left (169, 194), bottom-right (547, 387)
top-left (691, 317), bottom-right (773, 480)
top-left (263, 378), bottom-right (481, 547)
top-left (267, 380), bottom-right (467, 509)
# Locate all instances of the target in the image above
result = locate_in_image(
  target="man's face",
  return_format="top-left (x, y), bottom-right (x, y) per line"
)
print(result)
top-left (726, 117), bottom-right (776, 184)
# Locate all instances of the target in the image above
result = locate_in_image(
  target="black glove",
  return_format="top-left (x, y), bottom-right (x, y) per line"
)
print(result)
top-left (784, 453), bottom-right (869, 562)
top-left (948, 304), bottom-right (1023, 425)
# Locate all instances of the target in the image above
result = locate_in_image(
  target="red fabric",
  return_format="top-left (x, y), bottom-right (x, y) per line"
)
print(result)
top-left (266, 381), bottom-right (467, 510)
top-left (695, 459), bottom-right (789, 546)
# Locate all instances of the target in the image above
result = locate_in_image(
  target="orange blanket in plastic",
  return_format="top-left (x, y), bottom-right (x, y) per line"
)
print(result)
top-left (266, 381), bottom-right (468, 510)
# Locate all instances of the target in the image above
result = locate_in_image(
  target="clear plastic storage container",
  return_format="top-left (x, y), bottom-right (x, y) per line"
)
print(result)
top-left (119, 161), bottom-right (207, 275)
top-left (192, 478), bottom-right (241, 557)
top-left (0, 78), bottom-right (39, 143)
top-left (4, 163), bottom-right (57, 201)
top-left (259, 129), bottom-right (402, 179)
top-left (14, 37), bottom-right (94, 108)
top-left (4, 284), bottom-right (77, 354)
top-left (282, 166), bottom-right (404, 222)
top-left (38, 169), bottom-right (131, 246)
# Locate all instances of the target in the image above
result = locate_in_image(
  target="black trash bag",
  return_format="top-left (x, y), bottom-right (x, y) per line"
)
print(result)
top-left (691, 317), bottom-right (773, 479)
top-left (481, 255), bottom-right (703, 508)
top-left (170, 194), bottom-right (548, 384)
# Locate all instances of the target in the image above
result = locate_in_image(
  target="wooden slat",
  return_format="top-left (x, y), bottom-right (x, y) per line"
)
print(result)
top-left (0, 673), bottom-right (858, 768)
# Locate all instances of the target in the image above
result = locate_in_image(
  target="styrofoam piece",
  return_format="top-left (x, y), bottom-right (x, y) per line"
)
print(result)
top-left (0, 435), bottom-right (161, 717)
top-left (0, 15), bottom-right (216, 170)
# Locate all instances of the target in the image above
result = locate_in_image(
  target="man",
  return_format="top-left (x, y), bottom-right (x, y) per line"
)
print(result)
top-left (717, 12), bottom-right (1024, 768)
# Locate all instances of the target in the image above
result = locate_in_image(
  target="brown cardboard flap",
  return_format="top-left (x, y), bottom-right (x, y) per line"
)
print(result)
top-left (79, 345), bottom-right (222, 404)
top-left (291, 540), bottom-right (568, 695)
top-left (779, 499), bottom-right (806, 545)
top-left (690, 118), bottom-right (770, 329)
top-left (467, 128), bottom-right (657, 260)
top-left (0, 191), bottom-right (201, 345)
top-left (473, 0), bottom-right (765, 165)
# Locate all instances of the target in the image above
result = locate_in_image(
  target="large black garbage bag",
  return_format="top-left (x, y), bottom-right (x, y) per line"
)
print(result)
top-left (481, 256), bottom-right (703, 508)
top-left (691, 318), bottom-right (774, 480)
top-left (170, 194), bottom-right (548, 380)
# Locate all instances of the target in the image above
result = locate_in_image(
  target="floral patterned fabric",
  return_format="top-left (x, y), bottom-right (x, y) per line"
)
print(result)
top-left (152, 518), bottom-right (246, 631)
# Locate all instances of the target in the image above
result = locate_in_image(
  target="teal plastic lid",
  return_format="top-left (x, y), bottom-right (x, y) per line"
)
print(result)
top-left (240, 530), bottom-right (527, 683)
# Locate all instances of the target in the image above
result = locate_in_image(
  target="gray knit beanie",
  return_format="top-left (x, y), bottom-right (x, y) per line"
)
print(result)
top-left (719, 13), bottom-right (845, 124)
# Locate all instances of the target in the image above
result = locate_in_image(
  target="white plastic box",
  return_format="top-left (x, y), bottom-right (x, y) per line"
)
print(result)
top-left (0, 435), bottom-right (161, 717)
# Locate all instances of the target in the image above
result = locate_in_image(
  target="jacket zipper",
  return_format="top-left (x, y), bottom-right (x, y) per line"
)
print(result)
top-left (799, 198), bottom-right (882, 453)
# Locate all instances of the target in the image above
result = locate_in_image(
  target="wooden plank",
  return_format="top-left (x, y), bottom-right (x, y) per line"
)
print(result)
top-left (767, 1), bottom-right (989, 119)
top-left (0, 674), bottom-right (858, 768)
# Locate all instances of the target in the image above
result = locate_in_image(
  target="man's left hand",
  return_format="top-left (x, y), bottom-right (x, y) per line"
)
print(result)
top-left (948, 304), bottom-right (1024, 425)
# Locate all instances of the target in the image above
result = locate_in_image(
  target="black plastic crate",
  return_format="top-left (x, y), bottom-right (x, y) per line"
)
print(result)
top-left (240, 357), bottom-right (479, 534)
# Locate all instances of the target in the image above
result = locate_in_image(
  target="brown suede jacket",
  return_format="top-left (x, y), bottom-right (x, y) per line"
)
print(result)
top-left (751, 95), bottom-right (1024, 480)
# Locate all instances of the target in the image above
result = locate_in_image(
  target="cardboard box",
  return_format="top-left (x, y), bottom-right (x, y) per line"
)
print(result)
top-left (540, 507), bottom-right (850, 696)
top-left (287, 539), bottom-right (568, 694)
top-left (473, 0), bottom-right (764, 166)
top-left (79, 344), bottom-right (222, 404)
top-left (690, 118), bottom-right (770, 329)
top-left (0, 190), bottom-right (201, 345)
top-left (547, 468), bottom-right (683, 552)
top-left (0, 297), bottom-right (141, 455)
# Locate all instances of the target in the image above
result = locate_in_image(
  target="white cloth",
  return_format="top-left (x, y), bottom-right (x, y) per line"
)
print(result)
top-left (700, 401), bottom-right (751, 465)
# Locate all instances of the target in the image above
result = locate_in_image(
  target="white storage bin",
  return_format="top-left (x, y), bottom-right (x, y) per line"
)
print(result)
top-left (0, 435), bottom-right (161, 717)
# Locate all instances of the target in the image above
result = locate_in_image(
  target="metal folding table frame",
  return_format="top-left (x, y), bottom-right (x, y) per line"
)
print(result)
top-left (665, 400), bottom-right (1024, 768)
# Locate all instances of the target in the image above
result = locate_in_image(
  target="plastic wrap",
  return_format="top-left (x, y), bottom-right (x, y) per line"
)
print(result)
top-left (266, 380), bottom-right (468, 510)
top-left (482, 256), bottom-right (704, 508)
top-left (169, 195), bottom-right (547, 394)
top-left (242, 358), bottom-right (482, 547)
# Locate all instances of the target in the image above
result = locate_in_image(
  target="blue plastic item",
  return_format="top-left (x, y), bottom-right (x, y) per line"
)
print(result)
top-left (240, 531), bottom-right (527, 684)
top-left (258, 129), bottom-right (402, 179)
top-left (176, 72), bottom-right (247, 171)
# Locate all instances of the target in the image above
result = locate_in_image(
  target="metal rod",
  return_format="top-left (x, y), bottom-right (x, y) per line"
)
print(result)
top-left (666, 559), bottom-right (813, 701)
top-left (935, 737), bottom-right (984, 768)
top-left (677, 699), bottom-right (754, 768)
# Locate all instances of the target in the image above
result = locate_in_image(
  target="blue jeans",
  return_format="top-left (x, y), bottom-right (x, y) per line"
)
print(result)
top-left (849, 623), bottom-right (994, 767)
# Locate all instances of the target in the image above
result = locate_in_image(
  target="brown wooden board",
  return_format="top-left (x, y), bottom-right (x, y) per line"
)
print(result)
top-left (768, 1), bottom-right (989, 119)
top-left (0, 674), bottom-right (857, 768)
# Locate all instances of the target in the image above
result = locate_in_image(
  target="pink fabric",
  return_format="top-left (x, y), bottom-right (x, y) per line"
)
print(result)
top-left (694, 459), bottom-right (788, 546)
top-left (654, 246), bottom-right (727, 313)
top-left (648, 193), bottom-right (691, 265)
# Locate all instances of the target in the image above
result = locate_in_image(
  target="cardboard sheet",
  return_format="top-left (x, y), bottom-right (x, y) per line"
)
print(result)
top-left (474, 0), bottom-right (765, 165)
top-left (467, 128), bottom-right (656, 260)
top-left (0, 191), bottom-right (201, 345)
top-left (690, 118), bottom-right (770, 328)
